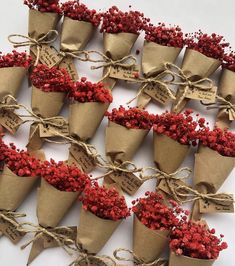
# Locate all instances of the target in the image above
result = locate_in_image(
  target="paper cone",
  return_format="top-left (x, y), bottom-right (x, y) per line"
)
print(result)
top-left (27, 124), bottom-right (44, 151)
top-left (60, 17), bottom-right (94, 51)
top-left (169, 252), bottom-right (215, 266)
top-left (31, 86), bottom-right (65, 118)
top-left (153, 133), bottom-right (190, 174)
top-left (216, 68), bottom-right (235, 129)
top-left (194, 145), bottom-right (235, 193)
top-left (0, 67), bottom-right (26, 101)
top-left (0, 166), bottom-right (37, 211)
top-left (172, 49), bottom-right (221, 113)
top-left (77, 208), bottom-right (121, 254)
top-left (105, 121), bottom-right (149, 162)
top-left (102, 32), bottom-right (138, 90)
top-left (133, 216), bottom-right (169, 263)
top-left (69, 102), bottom-right (109, 141)
top-left (28, 9), bottom-right (60, 39)
top-left (37, 179), bottom-right (79, 228)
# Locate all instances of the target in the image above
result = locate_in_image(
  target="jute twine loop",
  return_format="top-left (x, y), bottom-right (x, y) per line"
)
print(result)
top-left (0, 95), bottom-right (21, 111)
top-left (8, 30), bottom-right (58, 66)
top-left (0, 210), bottom-right (26, 229)
top-left (164, 63), bottom-right (214, 112)
top-left (18, 222), bottom-right (76, 255)
top-left (53, 50), bottom-right (90, 66)
top-left (174, 185), bottom-right (234, 205)
top-left (113, 248), bottom-right (167, 266)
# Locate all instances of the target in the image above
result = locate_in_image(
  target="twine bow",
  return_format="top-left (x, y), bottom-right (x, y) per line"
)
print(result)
top-left (164, 63), bottom-right (214, 112)
top-left (8, 30), bottom-right (58, 65)
top-left (18, 223), bottom-right (76, 255)
top-left (174, 185), bottom-right (234, 206)
top-left (0, 210), bottom-right (26, 229)
top-left (113, 248), bottom-right (167, 266)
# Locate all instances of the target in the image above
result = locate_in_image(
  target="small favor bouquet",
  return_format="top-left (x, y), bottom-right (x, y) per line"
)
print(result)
top-left (132, 192), bottom-right (189, 263)
top-left (137, 23), bottom-right (184, 108)
top-left (169, 221), bottom-right (228, 266)
top-left (0, 51), bottom-right (31, 101)
top-left (172, 31), bottom-right (228, 113)
top-left (76, 182), bottom-right (130, 257)
top-left (100, 6), bottom-right (148, 89)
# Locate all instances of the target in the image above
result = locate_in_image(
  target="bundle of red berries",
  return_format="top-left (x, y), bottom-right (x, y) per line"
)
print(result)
top-left (0, 51), bottom-right (32, 68)
top-left (132, 192), bottom-right (189, 231)
top-left (153, 109), bottom-right (207, 145)
top-left (1, 142), bottom-right (41, 177)
top-left (30, 64), bottom-right (73, 92)
top-left (61, 1), bottom-right (101, 26)
top-left (40, 159), bottom-right (91, 192)
top-left (80, 182), bottom-right (130, 220)
top-left (198, 127), bottom-right (235, 157)
top-left (106, 106), bottom-right (155, 130)
top-left (69, 78), bottom-right (113, 103)
top-left (170, 221), bottom-right (228, 259)
top-left (24, 0), bottom-right (61, 13)
top-left (185, 31), bottom-right (230, 61)
top-left (100, 6), bottom-right (149, 34)
top-left (223, 51), bottom-right (235, 72)
top-left (145, 23), bottom-right (184, 48)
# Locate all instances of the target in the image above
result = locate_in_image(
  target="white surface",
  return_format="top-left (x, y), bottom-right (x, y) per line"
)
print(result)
top-left (0, 0), bottom-right (235, 265)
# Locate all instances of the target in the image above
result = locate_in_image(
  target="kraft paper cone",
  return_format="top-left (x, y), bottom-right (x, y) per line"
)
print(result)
top-left (60, 17), bottom-right (94, 51)
top-left (77, 208), bottom-right (121, 254)
top-left (137, 41), bottom-right (181, 108)
top-left (69, 102), bottom-right (110, 141)
top-left (28, 9), bottom-right (60, 39)
top-left (37, 179), bottom-right (79, 228)
top-left (169, 252), bottom-right (215, 266)
top-left (102, 32), bottom-right (138, 90)
top-left (133, 216), bottom-right (169, 263)
top-left (105, 121), bottom-right (149, 163)
top-left (216, 68), bottom-right (235, 129)
top-left (172, 49), bottom-right (221, 113)
top-left (153, 133), bottom-right (190, 174)
top-left (0, 67), bottom-right (26, 101)
top-left (194, 145), bottom-right (235, 193)
top-left (27, 124), bottom-right (44, 151)
top-left (0, 166), bottom-right (37, 211)
top-left (31, 86), bottom-right (65, 118)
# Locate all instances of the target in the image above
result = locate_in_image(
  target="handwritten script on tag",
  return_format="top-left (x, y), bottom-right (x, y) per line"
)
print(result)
top-left (199, 196), bottom-right (234, 214)
top-left (109, 65), bottom-right (140, 81)
top-left (59, 57), bottom-right (79, 81)
top-left (108, 171), bottom-right (143, 196)
top-left (144, 84), bottom-right (174, 105)
top-left (39, 123), bottom-right (69, 138)
top-left (185, 86), bottom-right (217, 102)
top-left (0, 110), bottom-right (23, 134)
top-left (0, 218), bottom-right (25, 244)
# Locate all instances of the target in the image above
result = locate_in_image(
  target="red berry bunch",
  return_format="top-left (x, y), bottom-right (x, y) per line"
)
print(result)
top-left (40, 159), bottom-right (91, 192)
top-left (80, 182), bottom-right (130, 220)
top-left (185, 31), bottom-right (230, 61)
top-left (132, 192), bottom-right (189, 231)
top-left (170, 221), bottom-right (228, 259)
top-left (153, 109), bottom-right (207, 145)
top-left (100, 6), bottom-right (149, 34)
top-left (223, 51), bottom-right (235, 72)
top-left (0, 51), bottom-right (32, 68)
top-left (68, 77), bottom-right (113, 103)
top-left (145, 23), bottom-right (184, 48)
top-left (198, 127), bottom-right (235, 157)
top-left (61, 1), bottom-right (101, 26)
top-left (30, 64), bottom-right (73, 92)
top-left (0, 142), bottom-right (41, 177)
top-left (106, 106), bottom-right (155, 130)
top-left (24, 0), bottom-right (61, 13)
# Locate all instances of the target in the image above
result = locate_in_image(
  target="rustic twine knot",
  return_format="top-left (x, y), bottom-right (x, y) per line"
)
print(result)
top-left (18, 222), bottom-right (76, 255)
top-left (113, 248), bottom-right (168, 266)
top-left (0, 210), bottom-right (26, 229)
top-left (174, 185), bottom-right (234, 206)
top-left (0, 95), bottom-right (21, 110)
top-left (8, 30), bottom-right (58, 66)
top-left (164, 63), bottom-right (214, 112)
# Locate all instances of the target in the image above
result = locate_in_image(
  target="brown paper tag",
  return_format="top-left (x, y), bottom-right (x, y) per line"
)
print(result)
top-left (109, 65), bottom-right (140, 81)
top-left (0, 110), bottom-right (23, 134)
top-left (144, 84), bottom-right (174, 105)
top-left (69, 145), bottom-right (96, 173)
top-left (0, 219), bottom-right (25, 244)
top-left (59, 57), bottom-right (79, 81)
top-left (185, 86), bottom-right (217, 102)
top-left (199, 196), bottom-right (234, 214)
top-left (228, 109), bottom-right (235, 121)
top-left (39, 123), bottom-right (69, 138)
top-left (32, 45), bottom-right (61, 67)
top-left (108, 171), bottom-right (143, 195)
